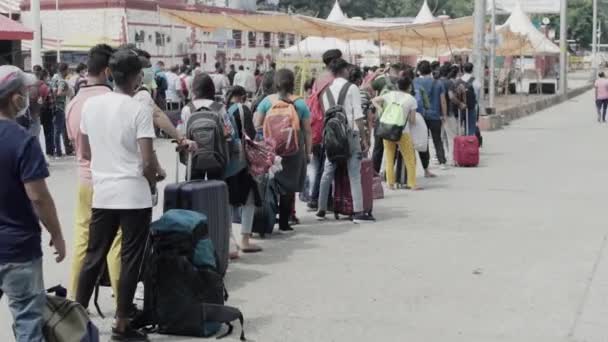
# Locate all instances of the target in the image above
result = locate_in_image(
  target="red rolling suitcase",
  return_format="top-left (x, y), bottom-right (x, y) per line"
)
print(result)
top-left (333, 158), bottom-right (374, 219)
top-left (453, 109), bottom-right (480, 167)
top-left (163, 154), bottom-right (231, 275)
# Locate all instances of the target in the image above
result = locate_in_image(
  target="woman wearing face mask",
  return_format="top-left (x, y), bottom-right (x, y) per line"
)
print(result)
top-left (224, 86), bottom-right (263, 253)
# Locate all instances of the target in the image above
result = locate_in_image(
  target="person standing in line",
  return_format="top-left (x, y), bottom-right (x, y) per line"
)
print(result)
top-left (457, 62), bottom-right (481, 136)
top-left (227, 64), bottom-right (237, 85)
top-left (179, 65), bottom-right (191, 101)
top-left (164, 65), bottom-right (183, 111)
top-left (225, 86), bottom-right (263, 252)
top-left (74, 63), bottom-right (88, 95)
top-left (305, 49), bottom-right (341, 211)
top-left (51, 62), bottom-right (74, 157)
top-left (65, 44), bottom-right (123, 303)
top-left (414, 60), bottom-right (448, 172)
top-left (153, 61), bottom-right (168, 108)
top-left (38, 70), bottom-right (55, 156)
top-left (210, 64), bottom-right (231, 99)
top-left (315, 58), bottom-right (374, 223)
top-left (130, 46), bottom-right (197, 151)
top-left (254, 69), bottom-right (313, 231)
top-left (244, 67), bottom-right (257, 98)
top-left (233, 65), bottom-right (247, 89)
top-left (441, 65), bottom-right (460, 162)
top-left (595, 72), bottom-right (608, 122)
top-left (370, 63), bottom-right (401, 173)
top-left (76, 48), bottom-right (165, 342)
top-left (0, 65), bottom-right (66, 342)
top-left (372, 76), bottom-right (421, 190)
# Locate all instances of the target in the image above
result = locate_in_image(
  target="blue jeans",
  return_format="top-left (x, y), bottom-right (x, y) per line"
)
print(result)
top-left (318, 131), bottom-right (364, 213)
top-left (466, 107), bottom-right (477, 136)
top-left (0, 258), bottom-right (45, 342)
top-left (308, 145), bottom-right (325, 203)
top-left (53, 109), bottom-right (67, 156)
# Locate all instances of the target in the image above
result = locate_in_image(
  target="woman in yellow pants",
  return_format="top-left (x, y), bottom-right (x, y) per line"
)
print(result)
top-left (69, 183), bottom-right (122, 303)
top-left (383, 134), bottom-right (418, 190)
top-left (372, 76), bottom-right (421, 190)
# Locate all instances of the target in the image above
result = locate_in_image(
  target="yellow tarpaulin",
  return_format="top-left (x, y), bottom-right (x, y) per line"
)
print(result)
top-left (160, 8), bottom-right (474, 57)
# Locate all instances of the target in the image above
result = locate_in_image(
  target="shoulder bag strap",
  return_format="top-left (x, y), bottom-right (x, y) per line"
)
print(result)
top-left (337, 82), bottom-right (352, 107)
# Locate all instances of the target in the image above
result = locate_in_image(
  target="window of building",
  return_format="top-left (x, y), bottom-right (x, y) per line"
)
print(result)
top-left (233, 30), bottom-right (242, 49)
top-left (288, 33), bottom-right (295, 47)
top-left (248, 32), bottom-right (256, 48)
top-left (278, 33), bottom-right (286, 49)
top-left (263, 32), bottom-right (271, 48)
top-left (155, 32), bottom-right (165, 46)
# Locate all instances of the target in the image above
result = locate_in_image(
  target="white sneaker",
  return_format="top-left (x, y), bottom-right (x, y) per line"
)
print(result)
top-left (440, 164), bottom-right (449, 170)
top-left (135, 282), bottom-right (144, 301)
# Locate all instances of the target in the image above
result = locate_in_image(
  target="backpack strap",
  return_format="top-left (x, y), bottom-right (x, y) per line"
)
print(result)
top-left (325, 87), bottom-right (337, 109)
top-left (337, 82), bottom-right (352, 107)
top-left (201, 303), bottom-right (246, 341)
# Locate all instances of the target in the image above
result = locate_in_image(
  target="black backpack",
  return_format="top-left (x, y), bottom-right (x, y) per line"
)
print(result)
top-left (133, 212), bottom-right (245, 340)
top-left (185, 102), bottom-right (229, 175)
top-left (453, 77), bottom-right (477, 110)
top-left (323, 83), bottom-right (353, 163)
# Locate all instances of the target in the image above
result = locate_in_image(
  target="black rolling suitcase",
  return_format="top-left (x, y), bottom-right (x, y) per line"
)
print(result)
top-left (163, 153), bottom-right (231, 275)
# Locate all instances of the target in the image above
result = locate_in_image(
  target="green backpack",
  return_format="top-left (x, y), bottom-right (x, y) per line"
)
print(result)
top-left (376, 92), bottom-right (407, 142)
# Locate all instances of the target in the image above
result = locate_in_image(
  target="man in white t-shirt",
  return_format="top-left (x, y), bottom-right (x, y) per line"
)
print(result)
top-left (76, 47), bottom-right (164, 342)
top-left (164, 65), bottom-right (183, 110)
top-left (316, 58), bottom-right (374, 223)
top-left (372, 76), bottom-right (420, 190)
top-left (210, 66), bottom-right (230, 98)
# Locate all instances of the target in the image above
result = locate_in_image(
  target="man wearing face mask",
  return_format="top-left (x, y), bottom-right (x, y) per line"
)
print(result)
top-left (65, 44), bottom-right (123, 303)
top-left (128, 46), bottom-right (196, 151)
top-left (0, 65), bottom-right (66, 342)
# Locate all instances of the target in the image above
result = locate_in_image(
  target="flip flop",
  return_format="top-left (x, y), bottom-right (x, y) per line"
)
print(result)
top-left (240, 246), bottom-right (263, 254)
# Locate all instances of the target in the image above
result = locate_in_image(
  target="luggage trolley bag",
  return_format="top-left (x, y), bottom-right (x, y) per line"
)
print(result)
top-left (453, 109), bottom-right (480, 167)
top-left (163, 153), bottom-right (231, 275)
top-left (333, 158), bottom-right (374, 220)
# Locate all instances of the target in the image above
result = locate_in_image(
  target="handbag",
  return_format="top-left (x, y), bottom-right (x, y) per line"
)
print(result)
top-left (237, 104), bottom-right (276, 177)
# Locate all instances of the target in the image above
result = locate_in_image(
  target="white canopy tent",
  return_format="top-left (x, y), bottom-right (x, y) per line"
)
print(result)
top-left (496, 2), bottom-right (560, 56)
top-left (280, 1), bottom-right (397, 64)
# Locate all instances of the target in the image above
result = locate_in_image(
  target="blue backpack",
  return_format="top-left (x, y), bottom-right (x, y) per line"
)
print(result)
top-left (133, 210), bottom-right (245, 340)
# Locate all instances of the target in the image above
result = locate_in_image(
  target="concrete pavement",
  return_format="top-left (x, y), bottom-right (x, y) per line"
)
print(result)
top-left (1, 90), bottom-right (607, 341)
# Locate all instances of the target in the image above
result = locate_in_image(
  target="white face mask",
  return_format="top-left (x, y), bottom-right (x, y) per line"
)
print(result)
top-left (16, 94), bottom-right (30, 117)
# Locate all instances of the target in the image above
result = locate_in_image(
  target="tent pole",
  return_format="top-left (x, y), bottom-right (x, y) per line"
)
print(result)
top-left (488, 0), bottom-right (496, 114)
top-left (377, 31), bottom-right (382, 65)
top-left (440, 22), bottom-right (454, 60)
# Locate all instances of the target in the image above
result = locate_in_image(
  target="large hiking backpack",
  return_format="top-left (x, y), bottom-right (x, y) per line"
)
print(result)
top-left (262, 95), bottom-right (301, 157)
top-left (307, 77), bottom-right (334, 146)
top-left (186, 102), bottom-right (229, 175)
top-left (323, 83), bottom-right (353, 163)
top-left (376, 92), bottom-right (407, 142)
top-left (134, 210), bottom-right (246, 340)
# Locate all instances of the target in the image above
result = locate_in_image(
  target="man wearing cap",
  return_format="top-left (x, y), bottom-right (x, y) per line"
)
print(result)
top-left (0, 65), bottom-right (66, 342)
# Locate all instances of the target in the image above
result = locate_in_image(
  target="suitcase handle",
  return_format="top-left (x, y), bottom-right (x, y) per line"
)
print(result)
top-left (175, 148), bottom-right (193, 183)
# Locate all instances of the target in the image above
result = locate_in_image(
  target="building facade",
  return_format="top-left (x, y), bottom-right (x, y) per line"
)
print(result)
top-left (19, 0), bottom-right (299, 71)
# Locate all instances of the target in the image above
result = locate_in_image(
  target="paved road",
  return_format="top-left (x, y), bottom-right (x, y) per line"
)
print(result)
top-left (2, 90), bottom-right (607, 342)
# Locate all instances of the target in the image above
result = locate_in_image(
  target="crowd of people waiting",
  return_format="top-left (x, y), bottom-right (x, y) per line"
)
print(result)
top-left (0, 43), bottom-right (482, 341)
